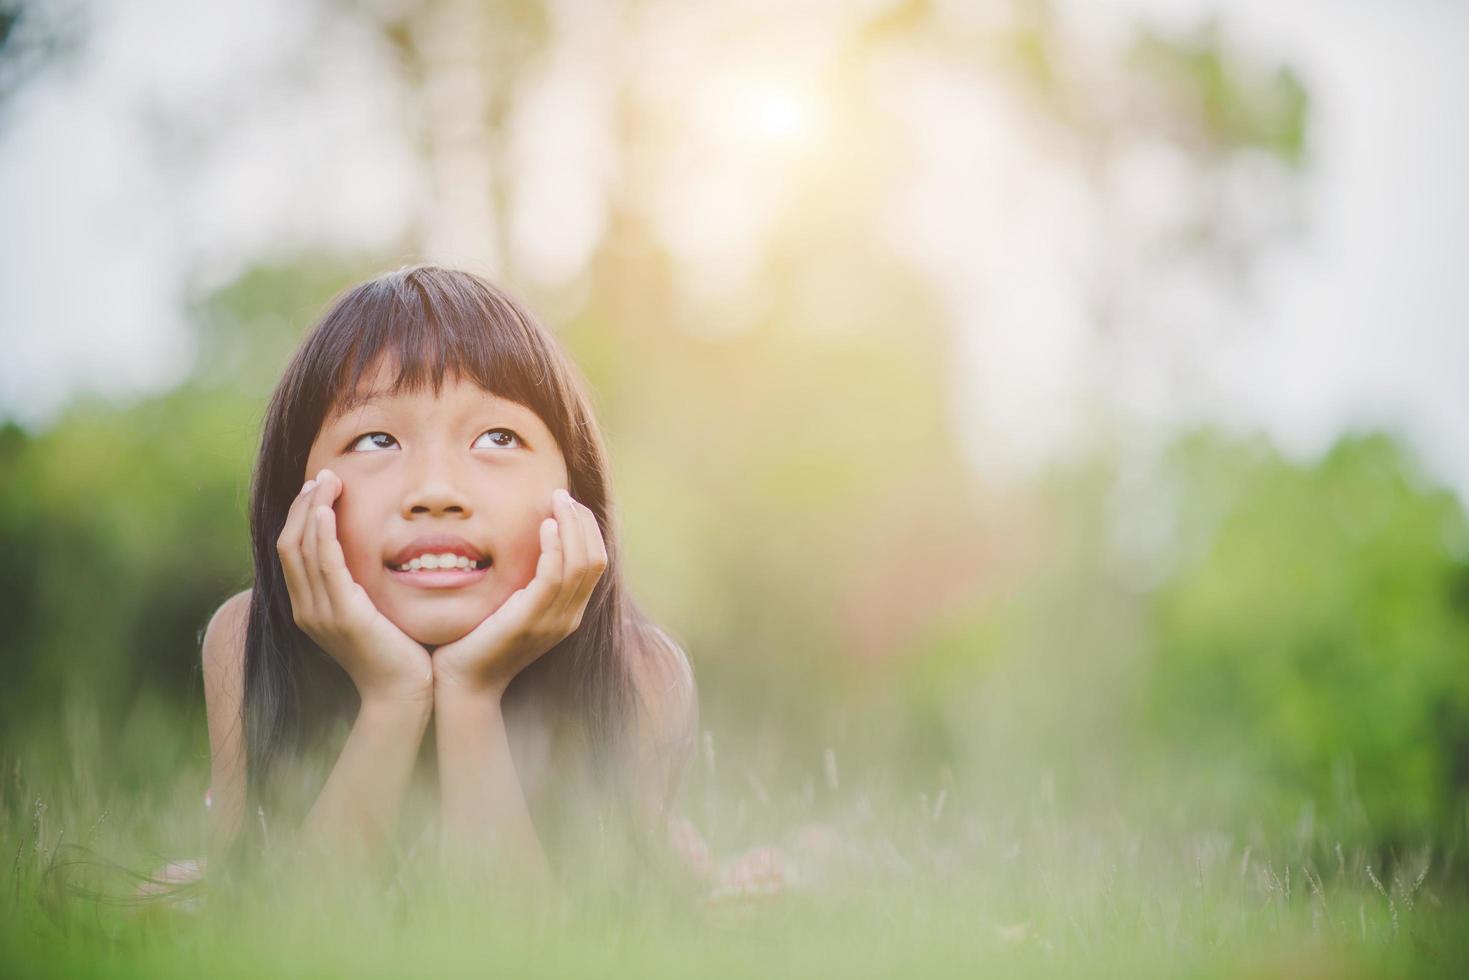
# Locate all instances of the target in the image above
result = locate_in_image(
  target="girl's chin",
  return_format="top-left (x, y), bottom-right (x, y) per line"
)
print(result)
top-left (388, 602), bottom-right (497, 647)
top-left (368, 580), bottom-right (517, 646)
top-left (400, 618), bottom-right (482, 647)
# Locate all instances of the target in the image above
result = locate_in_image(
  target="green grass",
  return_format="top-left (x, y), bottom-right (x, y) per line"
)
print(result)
top-left (4, 725), bottom-right (1467, 979)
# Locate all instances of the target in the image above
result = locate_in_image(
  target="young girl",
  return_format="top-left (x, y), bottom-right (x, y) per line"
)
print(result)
top-left (196, 264), bottom-right (705, 890)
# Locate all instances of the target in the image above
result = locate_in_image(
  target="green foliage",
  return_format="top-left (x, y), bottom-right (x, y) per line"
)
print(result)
top-left (1128, 19), bottom-right (1310, 165)
top-left (0, 382), bottom-right (255, 772)
top-left (1145, 431), bottom-right (1469, 840)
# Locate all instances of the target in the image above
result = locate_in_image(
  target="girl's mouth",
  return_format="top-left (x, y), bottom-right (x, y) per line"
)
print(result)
top-left (386, 553), bottom-right (491, 590)
top-left (389, 553), bottom-right (488, 572)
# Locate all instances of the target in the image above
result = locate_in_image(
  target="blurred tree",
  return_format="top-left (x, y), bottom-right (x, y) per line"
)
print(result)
top-left (1145, 431), bottom-right (1469, 840)
top-left (342, 0), bottom-right (552, 274)
top-left (0, 380), bottom-right (254, 788)
top-left (0, 253), bottom-right (392, 762)
top-left (0, 0), bottom-right (85, 118)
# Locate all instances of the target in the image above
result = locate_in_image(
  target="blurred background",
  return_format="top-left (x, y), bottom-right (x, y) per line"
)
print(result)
top-left (1, 0), bottom-right (1467, 864)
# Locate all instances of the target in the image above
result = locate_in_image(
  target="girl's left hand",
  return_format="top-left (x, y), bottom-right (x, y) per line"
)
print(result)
top-left (432, 488), bottom-right (608, 700)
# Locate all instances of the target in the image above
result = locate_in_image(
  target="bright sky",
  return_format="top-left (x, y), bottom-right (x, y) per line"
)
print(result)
top-left (1, 0), bottom-right (1464, 502)
top-left (1107, 0), bottom-right (1469, 496)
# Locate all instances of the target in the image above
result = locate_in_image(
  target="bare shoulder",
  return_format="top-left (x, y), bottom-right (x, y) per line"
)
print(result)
top-left (627, 621), bottom-right (700, 825)
top-left (202, 588), bottom-right (251, 680)
top-left (629, 623), bottom-right (699, 746)
top-left (203, 588), bottom-right (251, 850)
top-left (137, 591), bottom-right (252, 887)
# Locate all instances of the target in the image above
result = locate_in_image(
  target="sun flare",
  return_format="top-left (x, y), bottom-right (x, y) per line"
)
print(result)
top-left (729, 76), bottom-right (814, 147)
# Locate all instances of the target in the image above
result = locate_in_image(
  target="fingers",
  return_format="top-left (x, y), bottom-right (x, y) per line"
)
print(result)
top-left (313, 504), bottom-right (358, 616)
top-left (520, 515), bottom-right (564, 615)
top-left (304, 471), bottom-right (361, 622)
top-left (301, 498), bottom-right (324, 611)
top-left (551, 489), bottom-right (609, 626)
top-left (314, 499), bottom-right (354, 588)
top-left (277, 469), bottom-right (347, 628)
top-left (581, 500), bottom-right (609, 578)
top-left (567, 493), bottom-right (608, 607)
top-left (551, 489), bottom-right (588, 614)
top-left (278, 471), bottom-right (329, 622)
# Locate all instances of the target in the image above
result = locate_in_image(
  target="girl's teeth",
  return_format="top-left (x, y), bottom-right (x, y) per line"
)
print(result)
top-left (396, 553), bottom-right (483, 572)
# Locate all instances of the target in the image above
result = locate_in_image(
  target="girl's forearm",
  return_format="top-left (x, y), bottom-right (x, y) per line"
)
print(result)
top-left (433, 683), bottom-right (553, 882)
top-left (301, 694), bottom-right (433, 856)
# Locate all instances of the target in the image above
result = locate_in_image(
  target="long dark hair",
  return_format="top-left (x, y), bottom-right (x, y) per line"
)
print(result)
top-left (240, 265), bottom-right (674, 872)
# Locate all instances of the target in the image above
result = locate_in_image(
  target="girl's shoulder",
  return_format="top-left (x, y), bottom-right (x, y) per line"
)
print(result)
top-left (627, 622), bottom-right (698, 740)
top-left (624, 620), bottom-right (699, 823)
top-left (202, 589), bottom-right (252, 852)
top-left (202, 588), bottom-right (252, 677)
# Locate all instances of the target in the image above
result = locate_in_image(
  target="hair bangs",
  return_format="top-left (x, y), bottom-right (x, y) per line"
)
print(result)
top-left (322, 268), bottom-right (564, 435)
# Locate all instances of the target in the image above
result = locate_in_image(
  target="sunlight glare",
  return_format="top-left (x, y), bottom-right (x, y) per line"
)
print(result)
top-left (729, 76), bottom-right (814, 149)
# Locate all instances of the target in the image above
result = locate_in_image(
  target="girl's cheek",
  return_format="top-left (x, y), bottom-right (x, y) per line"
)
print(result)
top-left (333, 514), bottom-right (375, 579)
top-left (502, 519), bottom-right (547, 581)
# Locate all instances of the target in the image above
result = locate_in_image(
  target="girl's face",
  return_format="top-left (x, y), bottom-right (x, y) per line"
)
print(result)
top-left (302, 356), bottom-right (569, 647)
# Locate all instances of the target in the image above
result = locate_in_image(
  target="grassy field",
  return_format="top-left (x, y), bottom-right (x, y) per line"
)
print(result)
top-left (4, 720), bottom-right (1466, 979)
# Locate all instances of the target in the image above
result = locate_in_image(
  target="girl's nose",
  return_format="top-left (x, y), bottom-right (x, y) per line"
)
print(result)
top-left (404, 478), bottom-right (472, 517)
top-left (409, 496), bottom-right (467, 516)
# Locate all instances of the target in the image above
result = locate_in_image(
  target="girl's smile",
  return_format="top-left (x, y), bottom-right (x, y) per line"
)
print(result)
top-left (303, 354), bottom-right (570, 647)
top-left (387, 531), bottom-right (491, 588)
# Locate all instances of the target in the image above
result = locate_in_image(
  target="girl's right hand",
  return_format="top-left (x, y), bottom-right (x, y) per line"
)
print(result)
top-left (277, 468), bottom-right (433, 706)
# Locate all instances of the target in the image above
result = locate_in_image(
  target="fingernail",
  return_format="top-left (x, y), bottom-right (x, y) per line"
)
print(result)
top-left (555, 488), bottom-right (570, 503)
top-left (301, 479), bottom-right (317, 495)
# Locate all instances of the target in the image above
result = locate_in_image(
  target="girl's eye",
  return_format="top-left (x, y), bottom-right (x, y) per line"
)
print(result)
top-left (473, 428), bottom-right (523, 450)
top-left (349, 432), bottom-right (398, 452)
